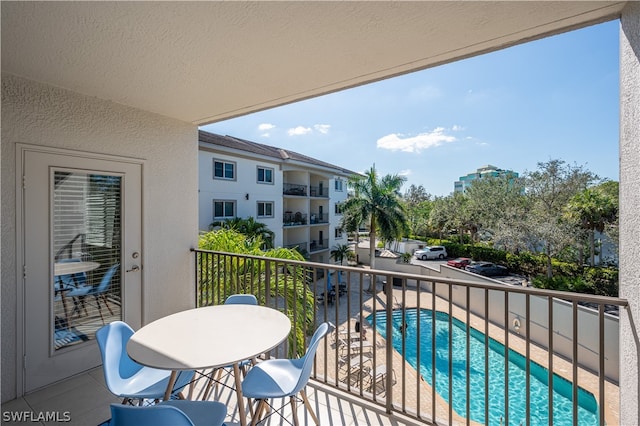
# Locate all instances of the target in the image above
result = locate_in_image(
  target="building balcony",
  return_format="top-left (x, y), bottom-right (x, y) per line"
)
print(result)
top-left (309, 239), bottom-right (329, 253)
top-left (284, 241), bottom-right (308, 252)
top-left (5, 250), bottom-right (626, 426)
top-left (310, 185), bottom-right (329, 198)
top-left (283, 182), bottom-right (307, 196)
top-left (309, 213), bottom-right (329, 224)
top-left (283, 212), bottom-right (307, 226)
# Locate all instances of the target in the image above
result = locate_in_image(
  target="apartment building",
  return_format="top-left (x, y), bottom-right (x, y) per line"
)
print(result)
top-left (454, 164), bottom-right (519, 193)
top-left (199, 131), bottom-right (355, 263)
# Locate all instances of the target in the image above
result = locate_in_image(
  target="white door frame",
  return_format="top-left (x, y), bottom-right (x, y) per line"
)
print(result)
top-left (15, 143), bottom-right (144, 395)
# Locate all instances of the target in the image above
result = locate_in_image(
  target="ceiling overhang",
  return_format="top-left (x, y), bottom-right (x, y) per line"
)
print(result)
top-left (1, 1), bottom-right (626, 125)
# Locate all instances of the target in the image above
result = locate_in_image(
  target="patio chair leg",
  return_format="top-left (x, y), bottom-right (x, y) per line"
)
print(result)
top-left (97, 298), bottom-right (105, 324)
top-left (251, 399), bottom-right (266, 426)
top-left (290, 396), bottom-right (299, 426)
top-left (300, 389), bottom-right (320, 425)
top-left (102, 294), bottom-right (114, 315)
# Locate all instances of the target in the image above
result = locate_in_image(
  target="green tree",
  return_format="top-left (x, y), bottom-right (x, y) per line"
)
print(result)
top-left (198, 228), bottom-right (315, 356)
top-left (428, 196), bottom-right (450, 240)
top-left (429, 192), bottom-right (474, 243)
top-left (565, 185), bottom-right (618, 266)
top-left (343, 165), bottom-right (408, 272)
top-left (525, 159), bottom-right (598, 277)
top-left (465, 174), bottom-right (529, 251)
top-left (210, 216), bottom-right (275, 249)
top-left (403, 184), bottom-right (432, 238)
top-left (330, 243), bottom-right (352, 265)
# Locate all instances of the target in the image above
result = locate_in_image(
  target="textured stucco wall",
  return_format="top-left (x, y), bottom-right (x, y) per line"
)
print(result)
top-left (1, 75), bottom-right (198, 401)
top-left (619, 2), bottom-right (640, 424)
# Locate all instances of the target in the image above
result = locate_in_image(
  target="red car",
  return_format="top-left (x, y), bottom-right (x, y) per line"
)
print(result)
top-left (447, 257), bottom-right (472, 269)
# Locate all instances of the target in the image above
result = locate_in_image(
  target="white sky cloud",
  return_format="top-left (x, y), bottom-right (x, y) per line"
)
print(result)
top-left (452, 125), bottom-right (465, 131)
top-left (314, 124), bottom-right (331, 134)
top-left (288, 126), bottom-right (312, 136)
top-left (376, 127), bottom-right (456, 153)
top-left (258, 123), bottom-right (275, 137)
top-left (398, 169), bottom-right (412, 176)
top-left (258, 123), bottom-right (275, 131)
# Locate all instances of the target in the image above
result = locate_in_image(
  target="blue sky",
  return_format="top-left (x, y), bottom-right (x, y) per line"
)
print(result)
top-left (201, 21), bottom-right (619, 197)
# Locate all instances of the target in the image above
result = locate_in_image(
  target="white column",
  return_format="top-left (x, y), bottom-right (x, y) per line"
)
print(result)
top-left (619, 2), bottom-right (640, 423)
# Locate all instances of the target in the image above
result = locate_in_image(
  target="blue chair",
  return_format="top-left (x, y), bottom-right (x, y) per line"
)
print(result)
top-left (201, 294), bottom-right (258, 400)
top-left (241, 322), bottom-right (333, 426)
top-left (54, 258), bottom-right (89, 328)
top-left (110, 400), bottom-right (226, 426)
top-left (97, 321), bottom-right (195, 405)
top-left (224, 294), bottom-right (257, 305)
top-left (65, 263), bottom-right (119, 323)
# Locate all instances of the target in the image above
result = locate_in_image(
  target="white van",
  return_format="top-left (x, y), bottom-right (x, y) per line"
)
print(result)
top-left (414, 246), bottom-right (447, 260)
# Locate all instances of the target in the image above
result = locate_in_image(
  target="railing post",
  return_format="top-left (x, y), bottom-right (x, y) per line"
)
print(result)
top-left (264, 257), bottom-right (271, 308)
top-left (385, 274), bottom-right (394, 414)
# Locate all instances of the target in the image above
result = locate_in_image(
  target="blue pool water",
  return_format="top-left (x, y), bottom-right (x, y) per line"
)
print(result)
top-left (369, 309), bottom-right (599, 426)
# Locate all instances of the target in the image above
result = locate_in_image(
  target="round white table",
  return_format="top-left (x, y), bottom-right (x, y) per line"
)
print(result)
top-left (127, 304), bottom-right (291, 426)
top-left (54, 261), bottom-right (100, 276)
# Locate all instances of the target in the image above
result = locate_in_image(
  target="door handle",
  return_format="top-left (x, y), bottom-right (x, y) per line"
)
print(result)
top-left (126, 265), bottom-right (140, 273)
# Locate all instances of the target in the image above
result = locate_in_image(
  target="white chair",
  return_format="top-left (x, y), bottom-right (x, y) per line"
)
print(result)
top-left (241, 322), bottom-right (333, 426)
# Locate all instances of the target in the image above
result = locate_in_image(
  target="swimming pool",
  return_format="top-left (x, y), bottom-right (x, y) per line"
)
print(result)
top-left (369, 309), bottom-right (599, 425)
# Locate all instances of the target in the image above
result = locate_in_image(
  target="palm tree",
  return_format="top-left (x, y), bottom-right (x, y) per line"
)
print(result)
top-left (198, 228), bottom-right (314, 356)
top-left (210, 216), bottom-right (275, 249)
top-left (330, 243), bottom-right (351, 265)
top-left (342, 165), bottom-right (408, 274)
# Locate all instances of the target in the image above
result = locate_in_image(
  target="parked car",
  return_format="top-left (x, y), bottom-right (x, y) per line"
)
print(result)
top-left (414, 246), bottom-right (447, 260)
top-left (446, 257), bottom-right (472, 269)
top-left (465, 261), bottom-right (508, 276)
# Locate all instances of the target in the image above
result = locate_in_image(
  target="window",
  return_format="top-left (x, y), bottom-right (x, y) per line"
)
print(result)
top-left (257, 166), bottom-right (274, 184)
top-left (334, 179), bottom-right (344, 191)
top-left (213, 159), bottom-right (235, 180)
top-left (334, 203), bottom-right (343, 215)
top-left (257, 201), bottom-right (274, 218)
top-left (335, 227), bottom-right (343, 239)
top-left (213, 200), bottom-right (235, 218)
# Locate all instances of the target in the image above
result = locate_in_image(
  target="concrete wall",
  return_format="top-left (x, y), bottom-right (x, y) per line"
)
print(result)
top-left (619, 2), bottom-right (640, 423)
top-left (1, 75), bottom-right (198, 401)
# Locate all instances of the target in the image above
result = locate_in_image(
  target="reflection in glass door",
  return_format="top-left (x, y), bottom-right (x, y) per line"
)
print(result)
top-left (52, 171), bottom-right (122, 351)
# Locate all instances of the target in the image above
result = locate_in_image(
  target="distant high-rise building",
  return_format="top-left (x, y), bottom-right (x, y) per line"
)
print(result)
top-left (454, 165), bottom-right (519, 193)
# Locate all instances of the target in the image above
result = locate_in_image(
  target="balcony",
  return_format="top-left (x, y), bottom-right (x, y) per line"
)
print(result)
top-left (309, 239), bottom-right (329, 253)
top-left (195, 250), bottom-right (627, 426)
top-left (284, 241), bottom-right (308, 252)
top-left (310, 185), bottom-right (329, 198)
top-left (283, 182), bottom-right (307, 196)
top-left (310, 212), bottom-right (329, 224)
top-left (5, 250), bottom-right (626, 426)
top-left (283, 212), bottom-right (307, 226)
